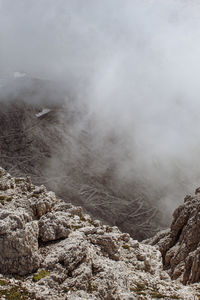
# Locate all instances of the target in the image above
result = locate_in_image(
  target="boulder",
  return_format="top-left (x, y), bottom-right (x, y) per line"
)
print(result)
top-left (0, 208), bottom-right (41, 275)
top-left (38, 211), bottom-right (71, 242)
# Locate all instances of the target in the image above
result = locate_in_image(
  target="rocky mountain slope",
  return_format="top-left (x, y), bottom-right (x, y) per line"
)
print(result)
top-left (0, 76), bottom-right (163, 241)
top-left (0, 167), bottom-right (200, 299)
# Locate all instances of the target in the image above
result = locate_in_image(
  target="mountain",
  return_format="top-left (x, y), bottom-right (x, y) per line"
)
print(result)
top-left (0, 167), bottom-right (200, 299)
top-left (0, 76), bottom-right (164, 241)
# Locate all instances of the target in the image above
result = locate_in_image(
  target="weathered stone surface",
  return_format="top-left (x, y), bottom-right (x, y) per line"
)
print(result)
top-left (146, 192), bottom-right (200, 284)
top-left (42, 233), bottom-right (88, 272)
top-left (31, 191), bottom-right (57, 218)
top-left (38, 211), bottom-right (71, 242)
top-left (0, 209), bottom-right (41, 275)
top-left (89, 233), bottom-right (120, 260)
top-left (0, 167), bottom-right (200, 299)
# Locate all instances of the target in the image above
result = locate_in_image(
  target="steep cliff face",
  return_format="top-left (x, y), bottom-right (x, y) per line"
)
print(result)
top-left (0, 167), bottom-right (200, 300)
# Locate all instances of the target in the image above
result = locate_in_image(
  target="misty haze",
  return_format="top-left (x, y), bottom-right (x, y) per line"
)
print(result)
top-left (1, 0), bottom-right (200, 241)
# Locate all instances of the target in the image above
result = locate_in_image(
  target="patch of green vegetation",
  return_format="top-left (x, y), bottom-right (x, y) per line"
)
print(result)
top-left (31, 194), bottom-right (40, 199)
top-left (0, 286), bottom-right (33, 300)
top-left (14, 178), bottom-right (24, 184)
top-left (32, 270), bottom-right (50, 282)
top-left (148, 284), bottom-right (180, 299)
top-left (88, 219), bottom-right (95, 226)
top-left (122, 244), bottom-right (130, 250)
top-left (130, 282), bottom-right (147, 295)
top-left (6, 197), bottom-right (13, 202)
top-left (80, 215), bottom-right (86, 222)
top-left (132, 282), bottom-right (146, 291)
top-left (72, 225), bottom-right (82, 230)
top-left (0, 195), bottom-right (13, 205)
top-left (88, 281), bottom-right (98, 293)
top-left (62, 287), bottom-right (70, 293)
top-left (13, 275), bottom-right (24, 281)
top-left (0, 279), bottom-right (8, 286)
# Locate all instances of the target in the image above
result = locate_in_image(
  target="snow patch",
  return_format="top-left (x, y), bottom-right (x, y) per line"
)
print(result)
top-left (35, 108), bottom-right (51, 118)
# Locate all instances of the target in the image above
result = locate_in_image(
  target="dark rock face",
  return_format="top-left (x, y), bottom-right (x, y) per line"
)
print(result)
top-left (146, 191), bottom-right (200, 284)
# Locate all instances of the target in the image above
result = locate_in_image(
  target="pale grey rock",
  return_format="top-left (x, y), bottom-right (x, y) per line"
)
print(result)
top-left (0, 167), bottom-right (15, 190)
top-left (0, 167), bottom-right (200, 299)
top-left (119, 233), bottom-right (130, 242)
top-left (95, 228), bottom-right (104, 235)
top-left (54, 202), bottom-right (73, 211)
top-left (89, 233), bottom-right (120, 260)
top-left (63, 263), bottom-right (92, 291)
top-left (42, 234), bottom-right (88, 272)
top-left (38, 211), bottom-right (71, 242)
top-left (65, 290), bottom-right (98, 300)
top-left (31, 191), bottom-right (57, 218)
top-left (92, 219), bottom-right (101, 227)
top-left (79, 226), bottom-right (97, 235)
top-left (32, 185), bottom-right (46, 194)
top-left (0, 209), bottom-right (41, 275)
top-left (147, 193), bottom-right (200, 284)
top-left (67, 206), bottom-right (83, 217)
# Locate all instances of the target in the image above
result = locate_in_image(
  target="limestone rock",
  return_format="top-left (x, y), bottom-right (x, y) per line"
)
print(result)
top-left (38, 211), bottom-right (71, 242)
top-left (0, 167), bottom-right (200, 299)
top-left (31, 191), bottom-right (58, 218)
top-left (42, 233), bottom-right (88, 272)
top-left (89, 233), bottom-right (120, 260)
top-left (0, 208), bottom-right (41, 275)
top-left (147, 192), bottom-right (200, 284)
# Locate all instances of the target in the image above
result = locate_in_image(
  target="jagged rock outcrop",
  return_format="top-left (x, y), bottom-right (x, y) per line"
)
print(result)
top-left (146, 191), bottom-right (200, 285)
top-left (0, 208), bottom-right (41, 275)
top-left (0, 167), bottom-right (200, 299)
top-left (38, 212), bottom-right (71, 242)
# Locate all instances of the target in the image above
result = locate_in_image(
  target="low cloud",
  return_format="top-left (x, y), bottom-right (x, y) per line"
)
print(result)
top-left (1, 0), bottom-right (200, 218)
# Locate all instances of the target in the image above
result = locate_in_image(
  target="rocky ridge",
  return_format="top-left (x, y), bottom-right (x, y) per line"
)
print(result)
top-left (146, 190), bottom-right (200, 286)
top-left (0, 167), bottom-right (200, 299)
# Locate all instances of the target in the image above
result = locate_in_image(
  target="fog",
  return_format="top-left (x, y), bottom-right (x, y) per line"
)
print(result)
top-left (1, 0), bottom-right (200, 217)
